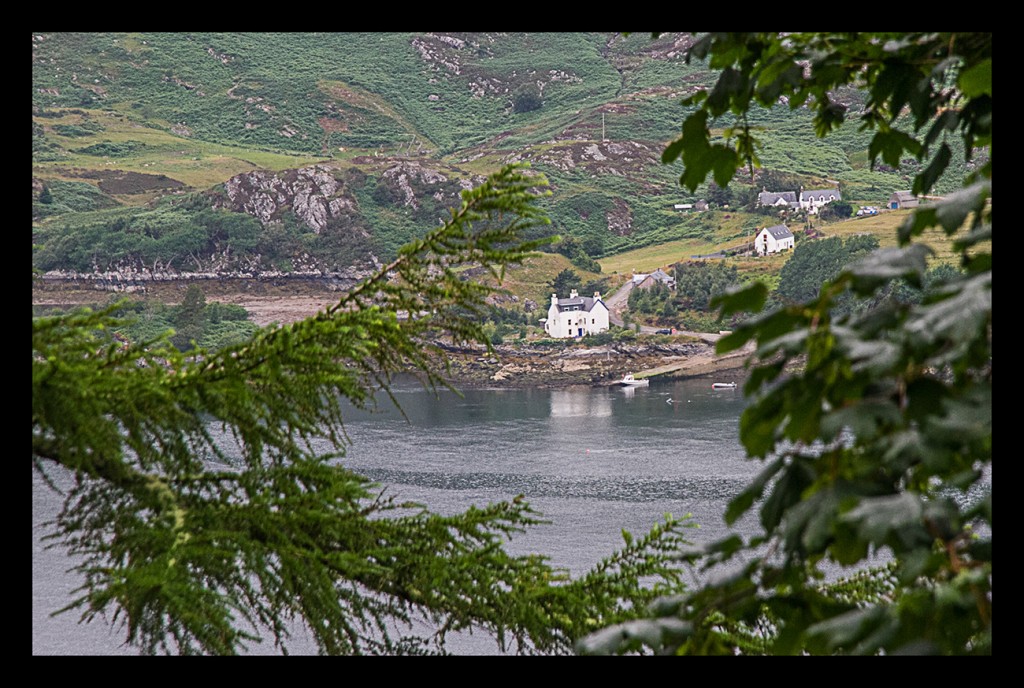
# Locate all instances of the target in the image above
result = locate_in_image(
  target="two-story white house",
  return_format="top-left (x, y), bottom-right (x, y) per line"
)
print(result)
top-left (541, 289), bottom-right (610, 338)
top-left (759, 187), bottom-right (842, 215)
top-left (800, 188), bottom-right (841, 215)
top-left (754, 224), bottom-right (795, 256)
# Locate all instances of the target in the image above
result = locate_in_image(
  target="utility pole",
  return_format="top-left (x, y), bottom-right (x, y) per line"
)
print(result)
top-left (602, 113), bottom-right (606, 142)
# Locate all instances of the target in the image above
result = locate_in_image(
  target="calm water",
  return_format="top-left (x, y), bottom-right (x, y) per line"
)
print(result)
top-left (33, 377), bottom-right (762, 655)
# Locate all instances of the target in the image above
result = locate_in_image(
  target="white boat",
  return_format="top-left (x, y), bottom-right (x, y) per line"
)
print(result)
top-left (619, 374), bottom-right (649, 387)
top-left (711, 382), bottom-right (737, 389)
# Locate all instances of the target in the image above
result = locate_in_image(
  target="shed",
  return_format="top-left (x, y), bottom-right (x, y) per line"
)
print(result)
top-left (889, 190), bottom-right (919, 209)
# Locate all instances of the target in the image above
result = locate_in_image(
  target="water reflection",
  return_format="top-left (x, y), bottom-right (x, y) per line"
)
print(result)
top-left (549, 388), bottom-right (612, 418)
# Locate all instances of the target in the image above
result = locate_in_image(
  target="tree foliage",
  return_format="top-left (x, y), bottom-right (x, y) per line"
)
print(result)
top-left (512, 85), bottom-right (544, 114)
top-left (170, 283), bottom-right (207, 351)
top-left (673, 260), bottom-right (740, 312)
top-left (546, 268), bottom-right (582, 297)
top-left (33, 164), bottom-right (696, 655)
top-left (583, 32), bottom-right (991, 656)
top-left (818, 200), bottom-right (853, 221)
top-left (774, 234), bottom-right (880, 314)
top-left (627, 282), bottom-right (671, 315)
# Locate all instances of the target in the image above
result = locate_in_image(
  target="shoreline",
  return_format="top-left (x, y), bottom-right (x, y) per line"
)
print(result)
top-left (33, 280), bottom-right (753, 389)
top-left (429, 339), bottom-right (752, 390)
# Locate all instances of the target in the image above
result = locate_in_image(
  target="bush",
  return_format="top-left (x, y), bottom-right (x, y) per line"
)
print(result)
top-left (512, 86), bottom-right (543, 114)
top-left (77, 140), bottom-right (145, 158)
top-left (581, 331), bottom-right (614, 345)
top-left (613, 327), bottom-right (637, 342)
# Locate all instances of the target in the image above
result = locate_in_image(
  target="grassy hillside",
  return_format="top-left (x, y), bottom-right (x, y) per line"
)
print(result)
top-left (32, 32), bottom-right (984, 291)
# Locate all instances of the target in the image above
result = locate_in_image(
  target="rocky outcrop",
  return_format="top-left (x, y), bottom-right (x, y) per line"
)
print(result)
top-left (505, 139), bottom-right (660, 177)
top-left (411, 33), bottom-right (582, 103)
top-left (606, 198), bottom-right (634, 236)
top-left (380, 160), bottom-right (460, 210)
top-left (35, 264), bottom-right (377, 295)
top-left (219, 164), bottom-right (356, 233)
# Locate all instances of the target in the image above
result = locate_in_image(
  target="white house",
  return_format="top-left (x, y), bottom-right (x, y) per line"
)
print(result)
top-left (757, 189), bottom-right (799, 209)
top-left (800, 188), bottom-right (841, 214)
top-left (541, 289), bottom-right (610, 338)
top-left (755, 224), bottom-right (795, 256)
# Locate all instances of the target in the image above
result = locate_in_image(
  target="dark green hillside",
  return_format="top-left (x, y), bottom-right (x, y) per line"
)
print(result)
top-left (32, 33), bottom-right (628, 156)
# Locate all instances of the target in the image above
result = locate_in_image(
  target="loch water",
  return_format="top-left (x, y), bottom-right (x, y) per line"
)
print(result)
top-left (33, 377), bottom-right (763, 655)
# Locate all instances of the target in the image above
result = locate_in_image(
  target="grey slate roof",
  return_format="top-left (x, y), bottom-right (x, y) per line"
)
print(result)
top-left (762, 224), bottom-right (793, 239)
top-left (758, 190), bottom-right (798, 206)
top-left (555, 295), bottom-right (604, 312)
top-left (800, 188), bottom-right (841, 202)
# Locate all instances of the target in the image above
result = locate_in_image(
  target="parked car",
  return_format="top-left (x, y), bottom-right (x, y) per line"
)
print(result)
top-left (655, 328), bottom-right (673, 335)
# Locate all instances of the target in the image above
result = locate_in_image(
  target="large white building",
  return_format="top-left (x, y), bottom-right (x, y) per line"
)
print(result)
top-left (755, 224), bottom-right (795, 256)
top-left (542, 289), bottom-right (610, 338)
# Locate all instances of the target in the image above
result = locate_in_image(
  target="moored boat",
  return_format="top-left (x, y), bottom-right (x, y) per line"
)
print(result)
top-left (711, 382), bottom-right (737, 389)
top-left (619, 374), bottom-right (649, 387)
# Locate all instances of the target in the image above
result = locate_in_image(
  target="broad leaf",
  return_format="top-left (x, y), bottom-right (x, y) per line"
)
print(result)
top-left (958, 58), bottom-right (992, 97)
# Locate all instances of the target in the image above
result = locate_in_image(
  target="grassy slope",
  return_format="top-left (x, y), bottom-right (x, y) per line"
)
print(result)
top-left (32, 32), bottom-right (984, 299)
top-left (602, 208), bottom-right (979, 289)
top-left (33, 109), bottom-right (324, 205)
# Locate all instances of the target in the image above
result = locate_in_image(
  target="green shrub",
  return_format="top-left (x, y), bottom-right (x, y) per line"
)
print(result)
top-left (613, 327), bottom-right (637, 342)
top-left (77, 140), bottom-right (145, 157)
top-left (512, 86), bottom-right (543, 114)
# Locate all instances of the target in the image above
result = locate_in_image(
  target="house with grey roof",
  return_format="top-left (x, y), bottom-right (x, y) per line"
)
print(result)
top-left (755, 224), bottom-right (795, 256)
top-left (757, 189), bottom-right (799, 209)
top-left (888, 190), bottom-right (919, 209)
top-left (800, 188), bottom-right (841, 214)
top-left (632, 268), bottom-right (675, 291)
top-left (541, 289), bottom-right (609, 338)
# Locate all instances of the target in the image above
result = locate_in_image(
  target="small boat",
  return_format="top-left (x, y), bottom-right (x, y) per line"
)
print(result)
top-left (711, 382), bottom-right (737, 389)
top-left (619, 374), bottom-right (649, 387)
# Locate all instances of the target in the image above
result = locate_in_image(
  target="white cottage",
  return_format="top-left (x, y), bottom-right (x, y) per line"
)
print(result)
top-left (800, 188), bottom-right (841, 214)
top-left (755, 224), bottom-right (795, 256)
top-left (757, 189), bottom-right (799, 209)
top-left (542, 289), bottom-right (610, 338)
